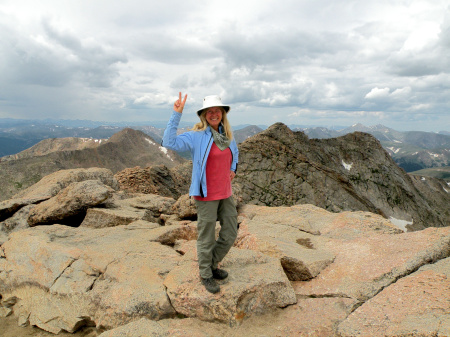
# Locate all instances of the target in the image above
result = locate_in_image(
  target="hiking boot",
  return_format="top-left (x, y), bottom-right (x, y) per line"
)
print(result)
top-left (212, 268), bottom-right (228, 280)
top-left (201, 277), bottom-right (220, 294)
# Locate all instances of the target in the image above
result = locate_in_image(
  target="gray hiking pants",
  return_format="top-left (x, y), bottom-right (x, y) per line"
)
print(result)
top-left (194, 196), bottom-right (238, 279)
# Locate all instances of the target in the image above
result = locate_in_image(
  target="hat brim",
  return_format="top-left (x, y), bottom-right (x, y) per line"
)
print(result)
top-left (197, 105), bottom-right (230, 116)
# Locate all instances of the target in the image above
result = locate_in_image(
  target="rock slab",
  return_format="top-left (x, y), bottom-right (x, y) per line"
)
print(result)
top-left (164, 247), bottom-right (297, 325)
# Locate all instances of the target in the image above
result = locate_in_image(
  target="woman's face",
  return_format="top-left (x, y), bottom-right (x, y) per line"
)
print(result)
top-left (205, 107), bottom-right (223, 131)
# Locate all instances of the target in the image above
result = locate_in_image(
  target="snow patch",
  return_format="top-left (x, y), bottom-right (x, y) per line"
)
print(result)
top-left (428, 152), bottom-right (440, 158)
top-left (81, 138), bottom-right (101, 143)
top-left (342, 160), bottom-right (353, 171)
top-left (386, 147), bottom-right (400, 154)
top-left (159, 146), bottom-right (173, 161)
top-left (145, 137), bottom-right (173, 161)
top-left (145, 138), bottom-right (156, 146)
top-left (389, 217), bottom-right (412, 232)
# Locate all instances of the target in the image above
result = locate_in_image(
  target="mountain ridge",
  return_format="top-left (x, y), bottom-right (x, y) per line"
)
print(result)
top-left (0, 128), bottom-right (185, 201)
top-left (234, 123), bottom-right (449, 230)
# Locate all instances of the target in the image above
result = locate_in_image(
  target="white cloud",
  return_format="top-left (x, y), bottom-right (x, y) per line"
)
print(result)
top-left (0, 0), bottom-right (449, 132)
top-left (365, 87), bottom-right (391, 100)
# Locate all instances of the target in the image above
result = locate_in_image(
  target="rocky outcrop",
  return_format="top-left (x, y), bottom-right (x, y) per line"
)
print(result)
top-left (235, 123), bottom-right (450, 230)
top-left (111, 124), bottom-right (449, 231)
top-left (27, 180), bottom-right (114, 227)
top-left (1, 199), bottom-right (450, 336)
top-left (3, 123), bottom-right (448, 232)
top-left (409, 173), bottom-right (450, 222)
top-left (0, 168), bottom-right (120, 243)
top-left (0, 205), bottom-right (34, 246)
top-left (0, 168), bottom-right (198, 242)
top-left (13, 167), bottom-right (119, 202)
top-left (0, 198), bottom-right (37, 222)
top-left (114, 162), bottom-right (192, 199)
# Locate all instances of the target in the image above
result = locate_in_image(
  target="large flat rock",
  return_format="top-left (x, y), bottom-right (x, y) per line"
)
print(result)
top-left (164, 247), bottom-right (297, 325)
top-left (0, 223), bottom-right (183, 333)
top-left (294, 226), bottom-right (450, 301)
top-left (337, 257), bottom-right (450, 336)
top-left (98, 317), bottom-right (230, 337)
top-left (2, 203), bottom-right (450, 336)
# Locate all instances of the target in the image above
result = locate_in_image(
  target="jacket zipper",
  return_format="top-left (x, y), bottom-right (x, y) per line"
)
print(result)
top-left (199, 135), bottom-right (213, 198)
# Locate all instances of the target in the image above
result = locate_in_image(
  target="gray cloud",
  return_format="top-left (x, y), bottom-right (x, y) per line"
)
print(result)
top-left (0, 0), bottom-right (449, 131)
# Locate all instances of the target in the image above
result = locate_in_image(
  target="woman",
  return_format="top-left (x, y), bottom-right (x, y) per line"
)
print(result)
top-left (162, 92), bottom-right (239, 294)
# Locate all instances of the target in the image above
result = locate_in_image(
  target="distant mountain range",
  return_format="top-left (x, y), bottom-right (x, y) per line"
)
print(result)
top-left (1, 121), bottom-right (449, 230)
top-left (294, 123), bottom-right (450, 174)
top-left (0, 128), bottom-right (184, 201)
top-left (1, 118), bottom-right (449, 175)
top-left (235, 123), bottom-right (450, 175)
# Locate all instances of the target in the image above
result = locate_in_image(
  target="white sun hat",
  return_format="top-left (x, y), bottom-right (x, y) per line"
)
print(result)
top-left (197, 95), bottom-right (230, 116)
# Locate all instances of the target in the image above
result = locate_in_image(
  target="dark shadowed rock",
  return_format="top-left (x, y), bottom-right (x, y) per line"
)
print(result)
top-left (409, 174), bottom-right (450, 222)
top-left (79, 193), bottom-right (178, 228)
top-left (114, 163), bottom-right (191, 199)
top-left (0, 168), bottom-right (120, 241)
top-left (0, 198), bottom-right (39, 222)
top-left (27, 180), bottom-right (114, 227)
top-left (0, 205), bottom-right (34, 244)
top-left (171, 194), bottom-right (197, 220)
top-left (235, 123), bottom-right (450, 230)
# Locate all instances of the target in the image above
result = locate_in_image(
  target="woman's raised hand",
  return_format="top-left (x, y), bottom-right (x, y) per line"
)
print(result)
top-left (174, 92), bottom-right (188, 113)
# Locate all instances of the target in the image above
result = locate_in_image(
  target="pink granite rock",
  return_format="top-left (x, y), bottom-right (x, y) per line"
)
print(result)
top-left (164, 247), bottom-right (297, 325)
top-left (337, 257), bottom-right (450, 336)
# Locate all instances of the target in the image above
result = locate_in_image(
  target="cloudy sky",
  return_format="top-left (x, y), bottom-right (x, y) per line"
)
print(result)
top-left (1, 0), bottom-right (449, 131)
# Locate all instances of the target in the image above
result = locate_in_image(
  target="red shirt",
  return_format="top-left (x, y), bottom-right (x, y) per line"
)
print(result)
top-left (194, 143), bottom-right (232, 201)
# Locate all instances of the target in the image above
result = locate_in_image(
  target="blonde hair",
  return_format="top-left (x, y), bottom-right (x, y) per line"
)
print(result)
top-left (191, 107), bottom-right (234, 140)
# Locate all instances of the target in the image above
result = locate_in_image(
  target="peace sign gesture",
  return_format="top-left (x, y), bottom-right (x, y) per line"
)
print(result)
top-left (174, 92), bottom-right (188, 113)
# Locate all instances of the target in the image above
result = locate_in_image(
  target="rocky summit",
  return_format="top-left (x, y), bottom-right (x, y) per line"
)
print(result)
top-left (235, 123), bottom-right (450, 231)
top-left (0, 167), bottom-right (449, 336)
top-left (0, 123), bottom-right (450, 336)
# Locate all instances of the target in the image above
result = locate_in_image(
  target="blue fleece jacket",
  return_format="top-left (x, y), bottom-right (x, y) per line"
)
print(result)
top-left (162, 111), bottom-right (239, 198)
